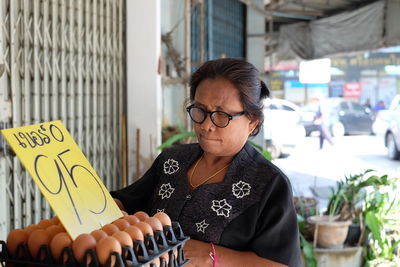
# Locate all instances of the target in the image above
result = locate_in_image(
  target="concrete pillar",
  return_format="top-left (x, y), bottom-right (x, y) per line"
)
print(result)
top-left (126, 0), bottom-right (161, 182)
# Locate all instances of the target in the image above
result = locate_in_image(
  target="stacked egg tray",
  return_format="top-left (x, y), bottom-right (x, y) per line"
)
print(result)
top-left (0, 222), bottom-right (189, 267)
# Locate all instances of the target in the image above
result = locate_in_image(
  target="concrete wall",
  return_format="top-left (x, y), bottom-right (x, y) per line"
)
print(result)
top-left (127, 0), bottom-right (162, 182)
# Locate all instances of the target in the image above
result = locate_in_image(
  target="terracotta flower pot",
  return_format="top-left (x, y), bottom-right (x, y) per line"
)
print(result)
top-left (308, 215), bottom-right (352, 248)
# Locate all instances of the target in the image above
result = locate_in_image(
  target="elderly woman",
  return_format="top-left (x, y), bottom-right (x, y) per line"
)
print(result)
top-left (112, 58), bottom-right (301, 267)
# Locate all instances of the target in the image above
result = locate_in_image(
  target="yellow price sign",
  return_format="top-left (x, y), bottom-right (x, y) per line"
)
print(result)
top-left (1, 121), bottom-right (123, 239)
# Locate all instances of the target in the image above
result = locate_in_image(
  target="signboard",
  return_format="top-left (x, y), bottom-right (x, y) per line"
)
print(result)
top-left (1, 121), bottom-right (123, 239)
top-left (343, 82), bottom-right (362, 97)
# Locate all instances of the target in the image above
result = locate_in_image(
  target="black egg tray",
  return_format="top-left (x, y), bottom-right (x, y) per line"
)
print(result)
top-left (0, 222), bottom-right (190, 267)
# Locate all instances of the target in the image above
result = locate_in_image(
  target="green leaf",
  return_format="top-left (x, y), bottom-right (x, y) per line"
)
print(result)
top-left (156, 131), bottom-right (196, 150)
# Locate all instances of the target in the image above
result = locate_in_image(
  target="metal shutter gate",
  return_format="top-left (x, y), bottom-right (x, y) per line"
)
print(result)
top-left (0, 0), bottom-right (126, 239)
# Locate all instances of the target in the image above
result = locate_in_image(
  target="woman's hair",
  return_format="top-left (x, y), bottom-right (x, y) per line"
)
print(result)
top-left (189, 58), bottom-right (270, 136)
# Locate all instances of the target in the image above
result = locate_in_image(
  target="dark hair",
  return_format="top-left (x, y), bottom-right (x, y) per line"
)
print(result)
top-left (189, 58), bottom-right (270, 136)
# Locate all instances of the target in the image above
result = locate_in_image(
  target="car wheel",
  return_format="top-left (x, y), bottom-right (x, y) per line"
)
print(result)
top-left (386, 133), bottom-right (400, 160)
top-left (331, 122), bottom-right (345, 137)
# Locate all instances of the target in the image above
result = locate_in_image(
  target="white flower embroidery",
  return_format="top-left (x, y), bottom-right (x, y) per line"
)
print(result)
top-left (195, 220), bottom-right (209, 233)
top-left (232, 180), bottom-right (251, 199)
top-left (163, 159), bottom-right (179, 174)
top-left (158, 183), bottom-right (175, 199)
top-left (211, 199), bottom-right (232, 218)
top-left (157, 209), bottom-right (165, 213)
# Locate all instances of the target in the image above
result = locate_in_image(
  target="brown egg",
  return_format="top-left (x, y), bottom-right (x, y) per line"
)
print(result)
top-left (50, 232), bottom-right (72, 261)
top-left (6, 229), bottom-right (29, 256)
top-left (27, 229), bottom-right (52, 258)
top-left (112, 219), bottom-right (130, 230)
top-left (90, 229), bottom-right (108, 242)
top-left (25, 224), bottom-right (41, 235)
top-left (135, 222), bottom-right (153, 236)
top-left (153, 212), bottom-right (171, 226)
top-left (50, 216), bottom-right (60, 225)
top-left (144, 217), bottom-right (163, 231)
top-left (112, 231), bottom-right (133, 247)
top-left (150, 257), bottom-right (160, 267)
top-left (38, 219), bottom-right (53, 229)
top-left (124, 225), bottom-right (144, 241)
top-left (58, 222), bottom-right (66, 232)
top-left (133, 211), bottom-right (149, 221)
top-left (46, 225), bottom-right (64, 238)
top-left (96, 236), bottom-right (122, 266)
top-left (160, 253), bottom-right (169, 265)
top-left (72, 233), bottom-right (97, 263)
top-left (123, 215), bottom-right (140, 225)
top-left (101, 224), bottom-right (120, 236)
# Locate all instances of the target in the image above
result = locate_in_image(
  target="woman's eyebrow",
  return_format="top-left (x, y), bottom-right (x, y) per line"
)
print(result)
top-left (194, 102), bottom-right (225, 110)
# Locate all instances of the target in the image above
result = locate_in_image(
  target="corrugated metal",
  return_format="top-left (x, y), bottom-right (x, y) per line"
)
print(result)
top-left (0, 0), bottom-right (126, 240)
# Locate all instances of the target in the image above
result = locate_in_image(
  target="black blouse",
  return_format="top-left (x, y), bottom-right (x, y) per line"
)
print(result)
top-left (111, 143), bottom-right (301, 266)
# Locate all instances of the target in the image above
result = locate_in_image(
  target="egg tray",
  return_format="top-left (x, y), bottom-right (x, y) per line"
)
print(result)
top-left (0, 222), bottom-right (190, 267)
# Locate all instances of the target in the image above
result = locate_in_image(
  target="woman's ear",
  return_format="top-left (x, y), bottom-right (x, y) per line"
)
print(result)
top-left (248, 119), bottom-right (259, 135)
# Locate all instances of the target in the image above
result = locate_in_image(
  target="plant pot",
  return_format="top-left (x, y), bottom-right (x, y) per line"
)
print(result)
top-left (308, 215), bottom-right (351, 249)
top-left (344, 223), bottom-right (362, 246)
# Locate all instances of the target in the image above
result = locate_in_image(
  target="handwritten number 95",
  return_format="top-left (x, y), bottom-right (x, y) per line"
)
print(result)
top-left (34, 149), bottom-right (107, 225)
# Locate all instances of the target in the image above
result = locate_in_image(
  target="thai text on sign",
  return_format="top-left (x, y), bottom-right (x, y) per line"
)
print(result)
top-left (1, 121), bottom-right (122, 239)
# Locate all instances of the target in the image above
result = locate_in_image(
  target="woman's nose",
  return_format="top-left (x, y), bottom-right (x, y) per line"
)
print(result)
top-left (200, 114), bottom-right (215, 131)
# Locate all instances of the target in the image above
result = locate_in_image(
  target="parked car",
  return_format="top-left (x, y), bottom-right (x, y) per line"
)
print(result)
top-left (263, 98), bottom-right (305, 158)
top-left (373, 95), bottom-right (400, 160)
top-left (300, 98), bottom-right (373, 137)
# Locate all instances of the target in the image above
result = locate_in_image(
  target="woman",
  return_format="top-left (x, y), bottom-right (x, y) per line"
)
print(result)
top-left (111, 58), bottom-right (301, 266)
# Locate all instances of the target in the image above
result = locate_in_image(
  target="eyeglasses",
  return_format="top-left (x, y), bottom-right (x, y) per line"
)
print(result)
top-left (186, 104), bottom-right (246, 128)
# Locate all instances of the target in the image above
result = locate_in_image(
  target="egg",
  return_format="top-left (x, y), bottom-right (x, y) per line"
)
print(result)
top-left (50, 232), bottom-right (72, 261)
top-left (121, 210), bottom-right (128, 216)
top-left (153, 212), bottom-right (171, 226)
top-left (123, 215), bottom-right (140, 225)
top-left (124, 225), bottom-right (144, 241)
top-left (135, 222), bottom-right (153, 236)
top-left (96, 236), bottom-right (122, 266)
top-left (144, 217), bottom-right (163, 232)
top-left (46, 225), bottom-right (65, 238)
top-left (101, 224), bottom-right (120, 236)
top-left (50, 216), bottom-right (60, 225)
top-left (27, 229), bottom-right (52, 259)
top-left (160, 253), bottom-right (169, 265)
top-left (112, 231), bottom-right (133, 247)
top-left (25, 224), bottom-right (41, 235)
top-left (6, 229), bottom-right (29, 256)
top-left (90, 229), bottom-right (108, 242)
top-left (38, 219), bottom-right (53, 229)
top-left (150, 257), bottom-right (160, 267)
top-left (72, 233), bottom-right (97, 263)
top-left (133, 211), bottom-right (149, 221)
top-left (112, 219), bottom-right (130, 230)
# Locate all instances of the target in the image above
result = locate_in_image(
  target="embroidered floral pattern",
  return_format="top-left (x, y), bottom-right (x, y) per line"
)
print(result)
top-left (232, 180), bottom-right (251, 199)
top-left (211, 199), bottom-right (232, 218)
top-left (195, 220), bottom-right (209, 233)
top-left (158, 183), bottom-right (175, 199)
top-left (163, 159), bottom-right (179, 174)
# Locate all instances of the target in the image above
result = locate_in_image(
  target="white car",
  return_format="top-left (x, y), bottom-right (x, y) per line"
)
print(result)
top-left (263, 98), bottom-right (306, 158)
top-left (373, 95), bottom-right (400, 160)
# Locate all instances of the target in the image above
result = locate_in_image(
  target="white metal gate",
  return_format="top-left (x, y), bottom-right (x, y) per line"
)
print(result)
top-left (0, 0), bottom-right (126, 239)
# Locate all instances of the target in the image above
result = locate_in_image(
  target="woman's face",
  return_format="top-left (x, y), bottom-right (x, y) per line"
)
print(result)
top-left (192, 78), bottom-right (258, 157)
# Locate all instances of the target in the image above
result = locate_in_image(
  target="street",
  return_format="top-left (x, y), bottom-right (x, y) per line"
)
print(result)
top-left (273, 135), bottom-right (399, 209)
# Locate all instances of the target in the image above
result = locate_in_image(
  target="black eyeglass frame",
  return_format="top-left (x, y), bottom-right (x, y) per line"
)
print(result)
top-left (186, 104), bottom-right (247, 128)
